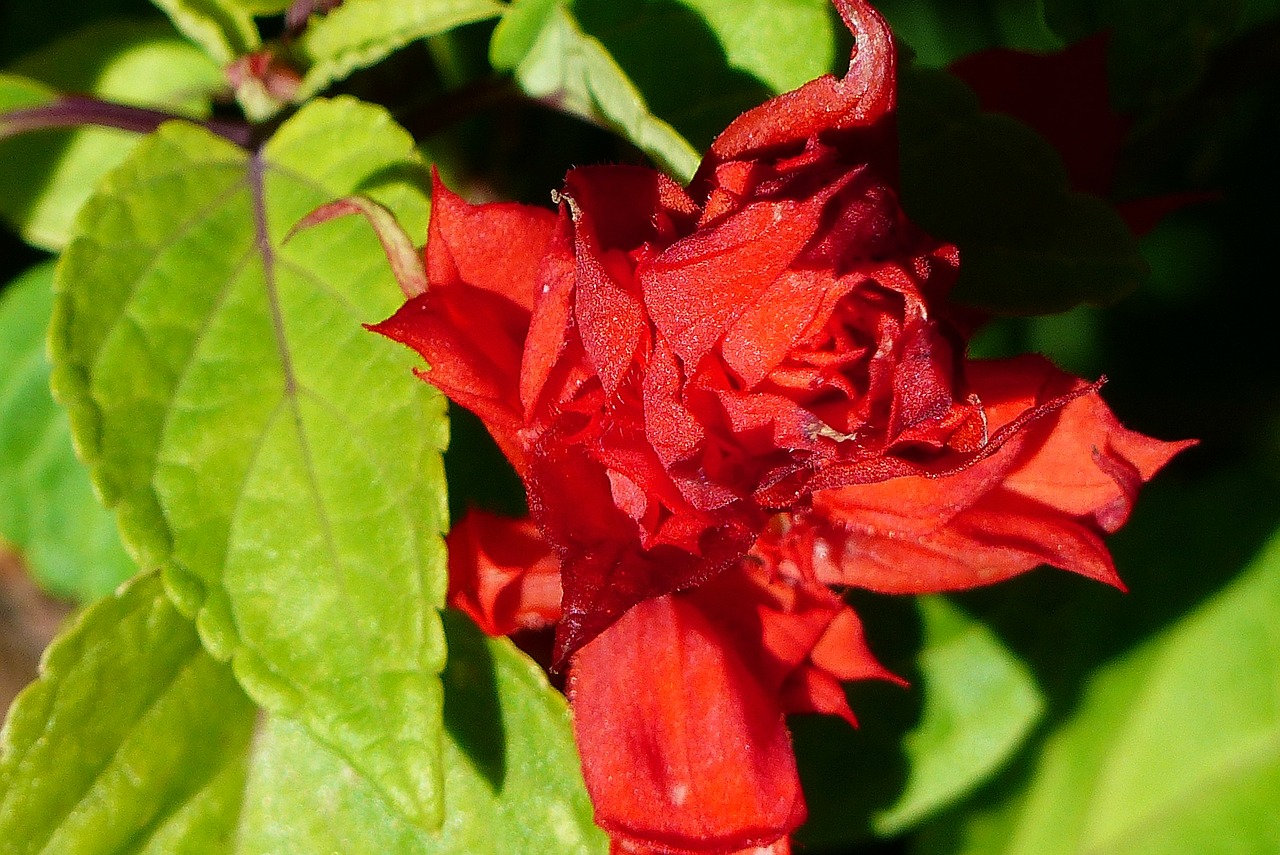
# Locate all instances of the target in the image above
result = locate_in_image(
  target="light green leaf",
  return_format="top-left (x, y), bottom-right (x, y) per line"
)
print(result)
top-left (918, 530), bottom-right (1280, 855)
top-left (898, 68), bottom-right (1147, 314)
top-left (50, 97), bottom-right (450, 830)
top-left (292, 0), bottom-right (504, 101)
top-left (149, 0), bottom-right (260, 64)
top-left (225, 0), bottom-right (289, 14)
top-left (0, 263), bottom-right (135, 601)
top-left (570, 0), bottom-right (837, 152)
top-left (874, 597), bottom-right (1044, 836)
top-left (492, 0), bottom-right (839, 179)
top-left (491, 0), bottom-right (701, 181)
top-left (0, 573), bottom-right (257, 854)
top-left (667, 0), bottom-right (837, 96)
top-left (237, 611), bottom-right (607, 854)
top-left (0, 22), bottom-right (223, 249)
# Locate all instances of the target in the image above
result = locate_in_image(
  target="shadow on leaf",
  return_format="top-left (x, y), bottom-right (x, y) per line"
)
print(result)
top-left (441, 608), bottom-right (508, 791)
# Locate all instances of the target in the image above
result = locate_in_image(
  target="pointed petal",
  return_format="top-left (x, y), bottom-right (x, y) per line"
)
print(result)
top-left (426, 171), bottom-right (557, 311)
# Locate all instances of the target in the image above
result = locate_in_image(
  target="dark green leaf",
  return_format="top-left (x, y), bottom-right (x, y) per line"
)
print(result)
top-left (0, 22), bottom-right (223, 249)
top-left (0, 0), bottom-right (154, 66)
top-left (875, 0), bottom-right (1063, 67)
top-left (796, 596), bottom-right (1043, 846)
top-left (1041, 0), bottom-right (1242, 109)
top-left (898, 68), bottom-right (1147, 314)
top-left (50, 97), bottom-right (450, 830)
top-left (0, 263), bottom-right (135, 600)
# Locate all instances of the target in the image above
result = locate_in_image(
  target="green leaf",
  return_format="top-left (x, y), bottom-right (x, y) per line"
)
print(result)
top-left (0, 263), bottom-right (135, 601)
top-left (0, 573), bottom-right (257, 854)
top-left (873, 597), bottom-right (1044, 836)
top-left (874, 0), bottom-right (1063, 68)
top-left (1, 595), bottom-right (597, 852)
top-left (571, 0), bottom-right (837, 152)
top-left (492, 0), bottom-right (838, 178)
top-left (795, 596), bottom-right (1043, 847)
top-left (1041, 0), bottom-right (1241, 110)
top-left (292, 0), bottom-right (504, 101)
top-left (898, 68), bottom-right (1147, 314)
top-left (916, 528), bottom-right (1280, 855)
top-left (236, 611), bottom-right (607, 854)
top-left (225, 0), bottom-right (290, 14)
top-left (50, 97), bottom-right (450, 830)
top-left (149, 0), bottom-right (260, 63)
top-left (491, 0), bottom-right (701, 181)
top-left (0, 22), bottom-right (223, 249)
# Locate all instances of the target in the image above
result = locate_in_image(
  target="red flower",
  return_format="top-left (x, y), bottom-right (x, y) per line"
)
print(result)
top-left (759, 356), bottom-right (1194, 594)
top-left (447, 510), bottom-right (897, 854)
top-left (375, 0), bottom-right (1101, 665)
top-left (367, 0), bottom-right (1191, 850)
top-left (446, 357), bottom-right (1188, 851)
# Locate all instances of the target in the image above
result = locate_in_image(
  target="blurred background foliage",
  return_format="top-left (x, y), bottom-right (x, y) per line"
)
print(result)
top-left (2, 0), bottom-right (1279, 853)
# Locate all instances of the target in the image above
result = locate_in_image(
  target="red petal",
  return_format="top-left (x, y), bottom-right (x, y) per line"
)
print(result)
top-left (612, 838), bottom-right (791, 855)
top-left (697, 0), bottom-right (895, 177)
top-left (801, 355), bottom-right (1192, 592)
top-left (445, 511), bottom-right (562, 637)
top-left (519, 212), bottom-right (581, 420)
top-left (370, 289), bottom-right (529, 467)
top-left (641, 193), bottom-right (833, 366)
top-left (522, 420), bottom-right (765, 664)
top-left (986, 360), bottom-right (1193, 529)
top-left (570, 596), bottom-right (806, 854)
top-left (426, 171), bottom-right (557, 312)
top-left (372, 176), bottom-right (558, 468)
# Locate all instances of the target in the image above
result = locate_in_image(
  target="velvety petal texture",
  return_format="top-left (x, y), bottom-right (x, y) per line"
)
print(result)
top-left (370, 0), bottom-right (1191, 851)
top-left (381, 0), bottom-right (1042, 664)
top-left (763, 356), bottom-right (1194, 593)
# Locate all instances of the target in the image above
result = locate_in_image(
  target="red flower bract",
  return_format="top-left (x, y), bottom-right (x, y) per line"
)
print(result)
top-left (374, 0), bottom-right (1095, 666)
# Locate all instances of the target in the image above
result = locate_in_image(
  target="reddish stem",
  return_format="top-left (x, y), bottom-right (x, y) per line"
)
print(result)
top-left (0, 95), bottom-right (255, 148)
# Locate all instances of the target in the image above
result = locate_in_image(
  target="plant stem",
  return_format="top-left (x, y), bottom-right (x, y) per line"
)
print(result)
top-left (0, 95), bottom-right (255, 148)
